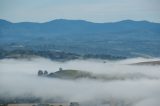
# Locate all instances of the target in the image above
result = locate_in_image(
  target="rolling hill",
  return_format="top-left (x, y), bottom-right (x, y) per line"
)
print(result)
top-left (42, 69), bottom-right (157, 81)
top-left (0, 19), bottom-right (160, 57)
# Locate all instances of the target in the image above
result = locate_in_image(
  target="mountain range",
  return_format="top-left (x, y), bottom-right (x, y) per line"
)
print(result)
top-left (0, 19), bottom-right (160, 57)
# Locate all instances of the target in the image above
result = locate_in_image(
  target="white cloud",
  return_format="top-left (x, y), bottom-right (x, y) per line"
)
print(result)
top-left (0, 58), bottom-right (160, 105)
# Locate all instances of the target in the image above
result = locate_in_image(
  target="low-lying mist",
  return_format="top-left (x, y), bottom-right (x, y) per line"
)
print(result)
top-left (0, 57), bottom-right (160, 106)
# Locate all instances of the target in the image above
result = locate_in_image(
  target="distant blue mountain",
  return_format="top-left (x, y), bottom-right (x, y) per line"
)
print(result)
top-left (0, 19), bottom-right (160, 40)
top-left (0, 19), bottom-right (160, 57)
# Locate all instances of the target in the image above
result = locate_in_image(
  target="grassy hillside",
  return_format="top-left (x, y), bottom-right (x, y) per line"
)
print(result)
top-left (46, 69), bottom-right (154, 81)
top-left (48, 69), bottom-right (92, 79)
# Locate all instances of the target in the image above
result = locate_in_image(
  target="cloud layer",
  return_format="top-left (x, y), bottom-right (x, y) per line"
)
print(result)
top-left (0, 58), bottom-right (160, 106)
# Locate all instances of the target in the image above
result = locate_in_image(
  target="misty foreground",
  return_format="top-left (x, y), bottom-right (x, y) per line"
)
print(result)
top-left (0, 57), bottom-right (160, 106)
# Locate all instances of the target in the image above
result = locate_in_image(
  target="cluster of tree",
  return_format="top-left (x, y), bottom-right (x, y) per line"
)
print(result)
top-left (0, 48), bottom-right (80, 60)
top-left (83, 54), bottom-right (126, 60)
top-left (38, 68), bottom-right (63, 77)
top-left (0, 48), bottom-right (126, 60)
top-left (38, 70), bottom-right (48, 76)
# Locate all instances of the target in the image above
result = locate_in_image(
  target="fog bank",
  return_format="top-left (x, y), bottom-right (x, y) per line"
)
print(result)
top-left (0, 58), bottom-right (160, 106)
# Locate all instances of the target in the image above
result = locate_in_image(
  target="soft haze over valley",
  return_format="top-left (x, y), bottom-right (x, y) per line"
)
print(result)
top-left (0, 0), bottom-right (160, 106)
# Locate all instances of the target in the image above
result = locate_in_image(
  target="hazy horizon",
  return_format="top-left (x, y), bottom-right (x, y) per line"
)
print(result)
top-left (1, 18), bottom-right (160, 24)
top-left (0, 0), bottom-right (160, 23)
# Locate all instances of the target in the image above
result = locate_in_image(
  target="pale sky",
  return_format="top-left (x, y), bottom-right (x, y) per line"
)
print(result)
top-left (0, 0), bottom-right (160, 23)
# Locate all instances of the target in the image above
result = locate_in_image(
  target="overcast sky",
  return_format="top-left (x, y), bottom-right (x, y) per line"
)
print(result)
top-left (0, 0), bottom-right (160, 23)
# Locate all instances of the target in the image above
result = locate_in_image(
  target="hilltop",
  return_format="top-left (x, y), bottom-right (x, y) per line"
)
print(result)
top-left (38, 68), bottom-right (156, 81)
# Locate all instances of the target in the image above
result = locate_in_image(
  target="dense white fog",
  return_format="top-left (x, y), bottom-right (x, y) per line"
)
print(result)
top-left (0, 57), bottom-right (160, 106)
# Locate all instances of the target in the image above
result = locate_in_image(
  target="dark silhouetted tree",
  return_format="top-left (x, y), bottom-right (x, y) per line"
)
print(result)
top-left (44, 70), bottom-right (48, 76)
top-left (38, 70), bottom-right (43, 76)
